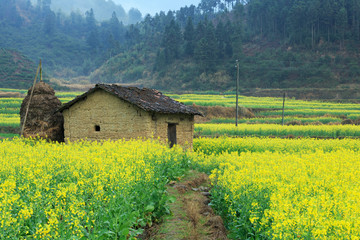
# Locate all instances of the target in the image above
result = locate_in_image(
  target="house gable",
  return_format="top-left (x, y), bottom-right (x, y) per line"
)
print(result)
top-left (58, 84), bottom-right (203, 116)
top-left (62, 89), bottom-right (152, 141)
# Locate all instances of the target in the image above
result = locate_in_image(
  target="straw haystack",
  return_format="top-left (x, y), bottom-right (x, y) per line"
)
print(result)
top-left (20, 82), bottom-right (64, 142)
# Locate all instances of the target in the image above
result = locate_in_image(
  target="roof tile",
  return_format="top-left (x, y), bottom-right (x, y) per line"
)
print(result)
top-left (58, 84), bottom-right (203, 116)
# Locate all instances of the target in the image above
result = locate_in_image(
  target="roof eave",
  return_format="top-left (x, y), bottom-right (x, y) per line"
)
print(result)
top-left (57, 84), bottom-right (205, 117)
top-left (56, 87), bottom-right (98, 113)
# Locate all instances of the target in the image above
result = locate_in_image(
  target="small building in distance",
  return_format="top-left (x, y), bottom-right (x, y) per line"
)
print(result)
top-left (58, 84), bottom-right (203, 148)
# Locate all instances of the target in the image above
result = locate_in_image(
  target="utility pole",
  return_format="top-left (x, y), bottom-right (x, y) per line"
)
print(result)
top-left (21, 60), bottom-right (41, 137)
top-left (39, 59), bottom-right (43, 82)
top-left (282, 92), bottom-right (286, 126)
top-left (236, 59), bottom-right (239, 127)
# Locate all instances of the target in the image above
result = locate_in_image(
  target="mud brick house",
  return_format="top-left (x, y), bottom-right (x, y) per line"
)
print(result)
top-left (58, 84), bottom-right (203, 148)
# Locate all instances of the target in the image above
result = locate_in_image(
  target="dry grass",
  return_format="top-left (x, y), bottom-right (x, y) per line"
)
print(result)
top-left (142, 171), bottom-right (228, 240)
top-left (181, 174), bottom-right (228, 240)
top-left (0, 91), bottom-right (24, 98)
top-left (194, 104), bottom-right (255, 122)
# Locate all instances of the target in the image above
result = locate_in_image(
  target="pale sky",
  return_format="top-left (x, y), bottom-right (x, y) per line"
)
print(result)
top-left (113, 0), bottom-right (202, 16)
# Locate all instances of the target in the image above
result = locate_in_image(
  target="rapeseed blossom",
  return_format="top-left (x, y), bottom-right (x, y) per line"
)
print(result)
top-left (195, 123), bottom-right (360, 138)
top-left (192, 137), bottom-right (360, 239)
top-left (0, 138), bottom-right (188, 239)
top-left (1, 135), bottom-right (360, 239)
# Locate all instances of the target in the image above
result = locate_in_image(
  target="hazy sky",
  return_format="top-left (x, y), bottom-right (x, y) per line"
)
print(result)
top-left (114, 0), bottom-right (202, 16)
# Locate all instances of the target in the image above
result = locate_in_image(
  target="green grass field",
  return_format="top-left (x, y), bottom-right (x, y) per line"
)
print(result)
top-left (170, 93), bottom-right (360, 120)
top-left (209, 116), bottom-right (343, 124)
top-left (1, 88), bottom-right (360, 138)
top-left (195, 123), bottom-right (360, 138)
top-left (0, 133), bottom-right (17, 138)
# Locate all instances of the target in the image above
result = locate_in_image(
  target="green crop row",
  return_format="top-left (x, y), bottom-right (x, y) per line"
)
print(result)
top-left (209, 116), bottom-right (343, 124)
top-left (169, 94), bottom-right (360, 110)
top-left (195, 123), bottom-right (360, 138)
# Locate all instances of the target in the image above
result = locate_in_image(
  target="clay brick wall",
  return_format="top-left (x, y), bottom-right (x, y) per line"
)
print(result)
top-left (62, 90), bottom-right (152, 142)
top-left (151, 113), bottom-right (194, 149)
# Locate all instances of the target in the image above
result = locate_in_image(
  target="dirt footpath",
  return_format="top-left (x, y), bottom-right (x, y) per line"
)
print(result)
top-left (140, 170), bottom-right (228, 240)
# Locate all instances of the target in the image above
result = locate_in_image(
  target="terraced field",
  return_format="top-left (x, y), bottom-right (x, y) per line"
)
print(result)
top-left (1, 89), bottom-right (360, 138)
top-left (1, 88), bottom-right (360, 238)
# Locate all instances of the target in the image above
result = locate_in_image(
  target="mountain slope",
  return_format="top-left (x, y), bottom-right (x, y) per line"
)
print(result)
top-left (50, 0), bottom-right (128, 22)
top-left (0, 49), bottom-right (38, 89)
top-left (90, 0), bottom-right (360, 92)
top-left (2, 0), bottom-right (360, 94)
top-left (0, 0), bottom-right (121, 78)
top-left (91, 40), bottom-right (360, 92)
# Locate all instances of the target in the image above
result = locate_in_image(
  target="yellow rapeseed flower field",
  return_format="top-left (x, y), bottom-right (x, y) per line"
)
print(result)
top-left (195, 123), bottom-right (360, 138)
top-left (192, 137), bottom-right (360, 239)
top-left (0, 138), bottom-right (188, 239)
top-left (1, 134), bottom-right (360, 239)
top-left (193, 136), bottom-right (360, 155)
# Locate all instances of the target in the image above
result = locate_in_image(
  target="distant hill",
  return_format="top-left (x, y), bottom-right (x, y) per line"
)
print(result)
top-left (30, 0), bottom-right (142, 24)
top-left (50, 0), bottom-right (127, 22)
top-left (0, 49), bottom-right (38, 89)
top-left (0, 49), bottom-right (68, 90)
top-left (0, 0), bottom-right (119, 78)
top-left (2, 0), bottom-right (360, 95)
top-left (90, 0), bottom-right (360, 93)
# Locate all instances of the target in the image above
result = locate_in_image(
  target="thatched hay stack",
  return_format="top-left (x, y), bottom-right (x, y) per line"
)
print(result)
top-left (20, 82), bottom-right (64, 142)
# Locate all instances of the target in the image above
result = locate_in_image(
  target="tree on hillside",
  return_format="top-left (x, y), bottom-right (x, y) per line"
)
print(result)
top-left (224, 0), bottom-right (236, 9)
top-left (86, 8), bottom-right (97, 31)
top-left (337, 7), bottom-right (348, 49)
top-left (106, 33), bottom-right (121, 57)
top-left (108, 12), bottom-right (123, 41)
top-left (231, 4), bottom-right (243, 60)
top-left (128, 8), bottom-right (142, 24)
top-left (184, 17), bottom-right (195, 57)
top-left (62, 11), bottom-right (86, 37)
top-left (215, 20), bottom-right (226, 59)
top-left (162, 19), bottom-right (182, 62)
top-left (43, 10), bottom-right (56, 34)
top-left (140, 15), bottom-right (159, 49)
top-left (199, 0), bottom-right (220, 14)
top-left (224, 20), bottom-right (233, 57)
top-left (195, 20), bottom-right (217, 72)
top-left (195, 20), bottom-right (206, 41)
top-left (0, 0), bottom-right (23, 27)
top-left (153, 50), bottom-right (167, 71)
top-left (176, 5), bottom-right (197, 27)
top-left (101, 12), bottom-right (125, 57)
top-left (125, 24), bottom-right (141, 47)
top-left (86, 9), bottom-right (100, 52)
top-left (87, 30), bottom-right (100, 52)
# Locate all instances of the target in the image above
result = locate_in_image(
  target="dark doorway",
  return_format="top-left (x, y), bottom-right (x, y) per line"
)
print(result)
top-left (95, 125), bottom-right (101, 132)
top-left (168, 123), bottom-right (177, 148)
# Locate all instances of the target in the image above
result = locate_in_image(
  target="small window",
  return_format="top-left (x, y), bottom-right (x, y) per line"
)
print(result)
top-left (95, 125), bottom-right (101, 132)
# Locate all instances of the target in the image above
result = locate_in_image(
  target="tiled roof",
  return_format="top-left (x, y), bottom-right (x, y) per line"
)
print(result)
top-left (58, 84), bottom-right (203, 116)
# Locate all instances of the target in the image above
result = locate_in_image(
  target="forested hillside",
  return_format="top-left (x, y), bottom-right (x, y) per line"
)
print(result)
top-left (1, 0), bottom-right (360, 91)
top-left (0, 49), bottom-right (38, 89)
top-left (0, 0), bottom-right (139, 80)
top-left (0, 49), bottom-right (67, 89)
top-left (48, 0), bottom-right (142, 23)
top-left (92, 0), bottom-right (360, 91)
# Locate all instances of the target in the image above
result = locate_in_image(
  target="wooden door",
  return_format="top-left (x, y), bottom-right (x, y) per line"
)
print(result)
top-left (168, 123), bottom-right (177, 148)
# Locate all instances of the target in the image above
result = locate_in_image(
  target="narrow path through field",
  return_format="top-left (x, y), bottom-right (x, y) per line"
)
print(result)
top-left (140, 170), bottom-right (228, 240)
